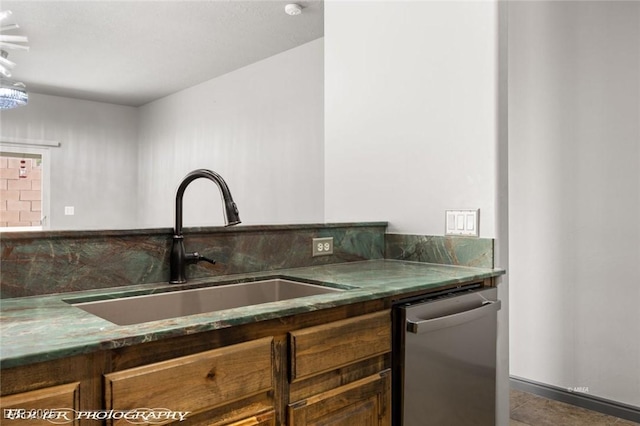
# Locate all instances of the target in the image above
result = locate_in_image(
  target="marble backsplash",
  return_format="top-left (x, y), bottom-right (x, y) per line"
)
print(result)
top-left (0, 223), bottom-right (386, 298)
top-left (385, 234), bottom-right (494, 269)
top-left (1, 224), bottom-right (494, 299)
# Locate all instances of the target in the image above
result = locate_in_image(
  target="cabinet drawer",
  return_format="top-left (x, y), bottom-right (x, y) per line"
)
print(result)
top-left (214, 409), bottom-right (275, 426)
top-left (288, 370), bottom-right (391, 425)
top-left (105, 337), bottom-right (273, 422)
top-left (0, 382), bottom-right (80, 426)
top-left (289, 311), bottom-right (391, 382)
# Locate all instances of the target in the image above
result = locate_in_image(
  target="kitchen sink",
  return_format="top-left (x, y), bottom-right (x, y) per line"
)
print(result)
top-left (68, 279), bottom-right (343, 326)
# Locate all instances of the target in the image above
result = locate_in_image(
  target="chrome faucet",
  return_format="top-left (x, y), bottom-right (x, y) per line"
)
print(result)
top-left (170, 169), bottom-right (241, 284)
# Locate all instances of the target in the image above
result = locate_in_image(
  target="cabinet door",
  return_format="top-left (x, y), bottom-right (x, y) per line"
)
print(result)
top-left (104, 337), bottom-right (274, 426)
top-left (0, 382), bottom-right (80, 426)
top-left (288, 370), bottom-right (391, 426)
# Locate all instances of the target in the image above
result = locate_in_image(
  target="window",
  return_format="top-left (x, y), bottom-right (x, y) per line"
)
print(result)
top-left (0, 146), bottom-right (49, 231)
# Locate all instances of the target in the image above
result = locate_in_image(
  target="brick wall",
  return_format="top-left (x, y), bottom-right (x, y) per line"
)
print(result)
top-left (0, 155), bottom-right (42, 228)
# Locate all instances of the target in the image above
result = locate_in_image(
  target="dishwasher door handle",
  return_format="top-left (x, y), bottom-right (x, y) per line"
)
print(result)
top-left (407, 300), bottom-right (501, 334)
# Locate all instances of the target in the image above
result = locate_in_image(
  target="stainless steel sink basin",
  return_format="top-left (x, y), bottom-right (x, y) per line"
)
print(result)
top-left (68, 279), bottom-right (343, 326)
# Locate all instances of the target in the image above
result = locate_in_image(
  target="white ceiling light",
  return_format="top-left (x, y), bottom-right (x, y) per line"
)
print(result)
top-left (285, 4), bottom-right (302, 16)
top-left (0, 9), bottom-right (28, 109)
top-left (0, 80), bottom-right (27, 109)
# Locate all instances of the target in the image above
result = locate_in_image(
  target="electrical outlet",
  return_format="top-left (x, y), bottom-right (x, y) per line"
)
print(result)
top-left (312, 237), bottom-right (334, 256)
top-left (445, 209), bottom-right (479, 237)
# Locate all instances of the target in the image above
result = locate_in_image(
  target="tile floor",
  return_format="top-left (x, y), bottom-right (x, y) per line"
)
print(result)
top-left (510, 389), bottom-right (640, 426)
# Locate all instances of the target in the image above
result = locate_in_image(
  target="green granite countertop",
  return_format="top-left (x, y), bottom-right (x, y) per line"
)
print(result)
top-left (0, 260), bottom-right (504, 369)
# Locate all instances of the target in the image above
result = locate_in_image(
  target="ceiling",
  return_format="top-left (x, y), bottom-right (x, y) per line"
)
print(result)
top-left (2, 0), bottom-right (323, 107)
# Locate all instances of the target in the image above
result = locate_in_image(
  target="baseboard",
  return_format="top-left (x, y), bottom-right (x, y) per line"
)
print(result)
top-left (510, 376), bottom-right (640, 423)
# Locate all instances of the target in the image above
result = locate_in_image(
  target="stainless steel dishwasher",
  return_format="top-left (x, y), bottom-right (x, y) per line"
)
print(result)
top-left (392, 285), bottom-right (501, 425)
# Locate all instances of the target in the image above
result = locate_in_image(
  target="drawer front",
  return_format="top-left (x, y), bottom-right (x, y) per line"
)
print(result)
top-left (287, 370), bottom-right (391, 425)
top-left (289, 311), bottom-right (391, 382)
top-left (0, 382), bottom-right (80, 426)
top-left (105, 337), bottom-right (273, 423)
top-left (217, 410), bottom-right (275, 426)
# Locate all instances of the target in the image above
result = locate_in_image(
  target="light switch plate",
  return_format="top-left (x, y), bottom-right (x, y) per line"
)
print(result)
top-left (445, 209), bottom-right (479, 237)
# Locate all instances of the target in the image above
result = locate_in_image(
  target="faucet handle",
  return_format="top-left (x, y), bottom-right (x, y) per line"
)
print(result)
top-left (190, 252), bottom-right (216, 265)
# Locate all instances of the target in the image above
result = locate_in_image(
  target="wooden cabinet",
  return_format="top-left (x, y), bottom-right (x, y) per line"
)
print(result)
top-left (99, 310), bottom-right (393, 425)
top-left (289, 311), bottom-right (391, 382)
top-left (287, 310), bottom-right (392, 425)
top-left (104, 337), bottom-right (275, 426)
top-left (0, 351), bottom-right (105, 426)
top-left (1, 305), bottom-right (393, 426)
top-left (288, 372), bottom-right (391, 426)
top-left (0, 382), bottom-right (81, 426)
top-left (211, 410), bottom-right (276, 426)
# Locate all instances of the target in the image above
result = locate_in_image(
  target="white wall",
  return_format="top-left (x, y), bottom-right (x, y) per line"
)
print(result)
top-left (0, 93), bottom-right (139, 230)
top-left (509, 1), bottom-right (640, 407)
top-left (1, 39), bottom-right (324, 231)
top-left (137, 39), bottom-right (324, 228)
top-left (324, 1), bottom-right (509, 424)
top-left (324, 0), bottom-right (499, 237)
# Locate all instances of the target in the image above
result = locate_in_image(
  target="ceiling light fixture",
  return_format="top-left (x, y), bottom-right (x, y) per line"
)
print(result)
top-left (0, 79), bottom-right (27, 109)
top-left (0, 10), bottom-right (29, 110)
top-left (285, 4), bottom-right (303, 16)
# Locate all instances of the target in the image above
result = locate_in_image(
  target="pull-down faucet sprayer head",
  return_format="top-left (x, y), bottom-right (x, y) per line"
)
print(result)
top-left (173, 169), bottom-right (241, 236)
top-left (223, 198), bottom-right (241, 226)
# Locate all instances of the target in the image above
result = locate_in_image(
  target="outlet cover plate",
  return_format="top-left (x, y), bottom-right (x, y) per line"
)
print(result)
top-left (312, 237), bottom-right (334, 256)
top-left (445, 209), bottom-right (479, 237)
